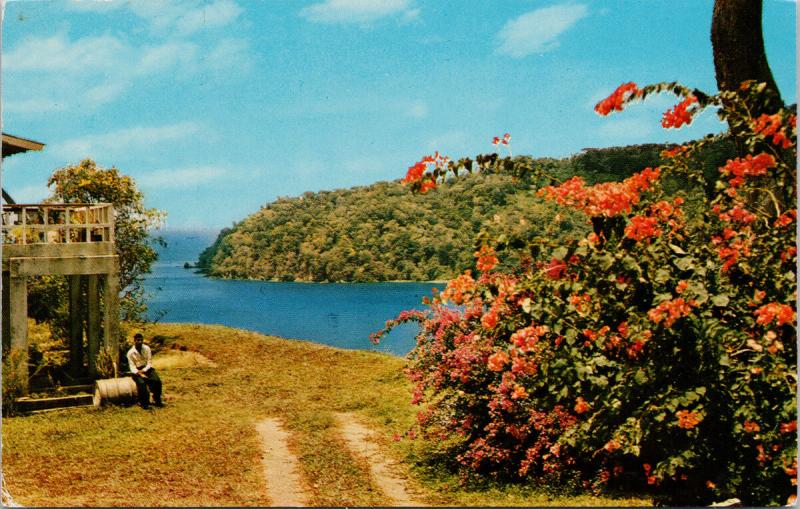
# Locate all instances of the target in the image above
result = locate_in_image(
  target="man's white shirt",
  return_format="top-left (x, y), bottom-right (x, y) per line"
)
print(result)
top-left (127, 344), bottom-right (152, 374)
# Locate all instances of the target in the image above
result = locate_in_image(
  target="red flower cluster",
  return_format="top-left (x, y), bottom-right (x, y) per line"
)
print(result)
top-left (402, 152), bottom-right (450, 193)
top-left (647, 298), bottom-right (698, 328)
top-left (676, 409), bottom-right (703, 429)
top-left (661, 144), bottom-right (689, 159)
top-left (441, 270), bottom-right (477, 305)
top-left (574, 397), bottom-right (590, 415)
top-left (492, 133), bottom-right (511, 146)
top-left (774, 210), bottom-right (796, 228)
top-left (754, 303), bottom-right (796, 327)
top-left (544, 257), bottom-right (567, 279)
top-left (714, 204), bottom-right (757, 224)
top-left (538, 167), bottom-right (661, 218)
top-left (753, 113), bottom-right (796, 149)
top-left (744, 420), bottom-right (761, 433)
top-left (475, 244), bottom-right (499, 272)
top-left (625, 215), bottom-right (661, 242)
top-left (719, 153), bottom-right (776, 188)
top-left (713, 233), bottom-right (751, 272)
top-left (487, 351), bottom-right (510, 372)
top-left (510, 324), bottom-right (549, 353)
top-left (595, 82), bottom-right (640, 116)
top-left (661, 96), bottom-right (699, 129)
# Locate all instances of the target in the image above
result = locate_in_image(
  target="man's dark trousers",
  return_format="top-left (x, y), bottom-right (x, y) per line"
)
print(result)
top-left (132, 369), bottom-right (162, 408)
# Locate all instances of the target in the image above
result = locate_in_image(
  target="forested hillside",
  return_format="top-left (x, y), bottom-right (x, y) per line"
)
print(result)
top-left (198, 141), bottom-right (734, 282)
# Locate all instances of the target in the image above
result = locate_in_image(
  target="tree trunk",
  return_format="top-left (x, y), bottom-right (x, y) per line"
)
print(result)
top-left (711, 0), bottom-right (782, 103)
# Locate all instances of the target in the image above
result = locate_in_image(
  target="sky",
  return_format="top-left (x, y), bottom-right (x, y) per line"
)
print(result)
top-left (1, 0), bottom-right (796, 232)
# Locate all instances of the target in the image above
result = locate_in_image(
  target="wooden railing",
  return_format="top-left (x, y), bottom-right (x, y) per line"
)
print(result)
top-left (1, 204), bottom-right (114, 245)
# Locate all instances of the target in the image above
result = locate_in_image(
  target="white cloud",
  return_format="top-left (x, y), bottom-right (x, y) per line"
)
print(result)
top-left (426, 131), bottom-right (468, 153)
top-left (300, 0), bottom-right (417, 25)
top-left (596, 117), bottom-right (656, 141)
top-left (3, 33), bottom-right (125, 72)
top-left (405, 100), bottom-right (429, 119)
top-left (4, 31), bottom-right (249, 112)
top-left (497, 4), bottom-right (589, 58)
top-left (174, 0), bottom-right (243, 35)
top-left (205, 38), bottom-right (253, 72)
top-left (51, 122), bottom-right (203, 161)
top-left (67, 0), bottom-right (243, 36)
top-left (136, 166), bottom-right (226, 189)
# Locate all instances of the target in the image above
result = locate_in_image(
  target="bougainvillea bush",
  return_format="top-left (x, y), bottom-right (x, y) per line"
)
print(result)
top-left (373, 81), bottom-right (797, 506)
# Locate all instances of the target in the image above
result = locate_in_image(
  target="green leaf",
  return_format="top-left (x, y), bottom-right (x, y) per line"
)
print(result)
top-left (552, 246), bottom-right (568, 260)
top-left (668, 243), bottom-right (687, 255)
top-left (711, 294), bottom-right (730, 307)
top-left (655, 268), bottom-right (671, 283)
top-left (520, 297), bottom-right (532, 313)
top-left (565, 329), bottom-right (577, 346)
top-left (674, 256), bottom-right (695, 271)
top-left (596, 253), bottom-right (614, 270)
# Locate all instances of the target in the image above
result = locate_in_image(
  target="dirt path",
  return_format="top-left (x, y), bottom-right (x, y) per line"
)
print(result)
top-left (333, 412), bottom-right (422, 507)
top-left (255, 418), bottom-right (310, 507)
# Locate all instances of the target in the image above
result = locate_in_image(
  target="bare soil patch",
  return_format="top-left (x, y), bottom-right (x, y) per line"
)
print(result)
top-left (152, 349), bottom-right (218, 370)
top-left (255, 418), bottom-right (310, 507)
top-left (333, 412), bottom-right (422, 507)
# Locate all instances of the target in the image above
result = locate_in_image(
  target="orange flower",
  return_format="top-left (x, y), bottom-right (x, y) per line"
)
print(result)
top-left (754, 302), bottom-right (796, 326)
top-left (625, 215), bottom-right (661, 242)
top-left (481, 309), bottom-right (498, 329)
top-left (743, 420), bottom-right (761, 433)
top-left (595, 82), bottom-right (640, 116)
top-left (648, 298), bottom-right (697, 328)
top-left (574, 397), bottom-right (590, 415)
top-left (419, 179), bottom-right (436, 193)
top-left (706, 480), bottom-right (716, 489)
top-left (487, 351), bottom-right (509, 372)
top-left (661, 95), bottom-right (699, 128)
top-left (675, 280), bottom-right (689, 294)
top-left (475, 245), bottom-right (498, 272)
top-left (775, 210), bottom-right (796, 227)
top-left (441, 270), bottom-right (476, 305)
top-left (780, 421), bottom-right (797, 433)
top-left (676, 409), bottom-right (703, 429)
top-left (604, 440), bottom-right (621, 453)
top-left (511, 384), bottom-right (528, 400)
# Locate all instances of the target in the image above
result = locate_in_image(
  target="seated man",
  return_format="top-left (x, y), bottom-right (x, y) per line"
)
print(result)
top-left (126, 333), bottom-right (163, 409)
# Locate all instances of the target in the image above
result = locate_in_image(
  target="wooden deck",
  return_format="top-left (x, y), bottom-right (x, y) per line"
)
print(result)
top-left (2, 203), bottom-right (121, 391)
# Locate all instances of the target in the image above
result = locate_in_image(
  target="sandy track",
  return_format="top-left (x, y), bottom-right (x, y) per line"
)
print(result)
top-left (255, 418), bottom-right (310, 507)
top-left (333, 412), bottom-right (422, 507)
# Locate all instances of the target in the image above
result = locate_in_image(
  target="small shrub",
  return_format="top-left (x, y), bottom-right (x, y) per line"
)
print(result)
top-left (2, 349), bottom-right (29, 416)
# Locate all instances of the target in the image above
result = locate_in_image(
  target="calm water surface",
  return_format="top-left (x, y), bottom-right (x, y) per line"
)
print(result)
top-left (144, 232), bottom-right (441, 356)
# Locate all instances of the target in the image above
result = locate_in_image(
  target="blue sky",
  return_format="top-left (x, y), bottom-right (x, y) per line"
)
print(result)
top-left (1, 0), bottom-right (796, 232)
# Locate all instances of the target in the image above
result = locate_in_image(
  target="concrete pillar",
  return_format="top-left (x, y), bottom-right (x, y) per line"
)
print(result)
top-left (2, 271), bottom-right (10, 353)
top-left (87, 275), bottom-right (100, 378)
top-left (102, 271), bottom-right (121, 368)
top-left (68, 275), bottom-right (84, 374)
top-left (9, 275), bottom-right (28, 393)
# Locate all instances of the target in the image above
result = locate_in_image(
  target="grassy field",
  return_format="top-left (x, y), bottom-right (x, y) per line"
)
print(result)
top-left (2, 323), bottom-right (652, 506)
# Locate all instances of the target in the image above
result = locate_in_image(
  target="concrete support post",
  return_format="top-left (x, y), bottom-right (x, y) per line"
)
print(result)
top-left (9, 275), bottom-right (28, 393)
top-left (102, 271), bottom-right (121, 369)
top-left (87, 275), bottom-right (100, 378)
top-left (2, 271), bottom-right (10, 353)
top-left (68, 275), bottom-right (84, 375)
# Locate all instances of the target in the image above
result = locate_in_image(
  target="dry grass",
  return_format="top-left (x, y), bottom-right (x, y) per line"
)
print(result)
top-left (2, 323), bottom-right (652, 507)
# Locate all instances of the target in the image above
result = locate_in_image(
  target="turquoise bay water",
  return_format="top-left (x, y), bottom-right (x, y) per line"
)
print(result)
top-left (144, 232), bottom-right (442, 356)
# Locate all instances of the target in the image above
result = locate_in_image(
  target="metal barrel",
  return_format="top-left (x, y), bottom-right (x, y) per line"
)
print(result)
top-left (93, 377), bottom-right (137, 406)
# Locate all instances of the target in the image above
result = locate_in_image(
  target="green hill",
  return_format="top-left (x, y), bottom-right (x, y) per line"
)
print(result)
top-left (198, 141), bottom-right (734, 282)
